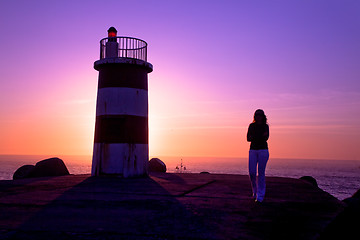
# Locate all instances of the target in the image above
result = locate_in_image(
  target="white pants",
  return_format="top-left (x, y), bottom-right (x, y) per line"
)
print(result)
top-left (249, 149), bottom-right (269, 201)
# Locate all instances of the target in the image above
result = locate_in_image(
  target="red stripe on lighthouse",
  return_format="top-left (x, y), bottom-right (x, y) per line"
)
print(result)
top-left (98, 64), bottom-right (148, 90)
top-left (94, 115), bottom-right (148, 144)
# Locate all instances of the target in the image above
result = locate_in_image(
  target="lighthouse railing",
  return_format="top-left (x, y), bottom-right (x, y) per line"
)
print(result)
top-left (100, 36), bottom-right (148, 62)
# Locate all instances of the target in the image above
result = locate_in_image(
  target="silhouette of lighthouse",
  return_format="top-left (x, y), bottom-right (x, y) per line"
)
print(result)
top-left (92, 27), bottom-right (153, 177)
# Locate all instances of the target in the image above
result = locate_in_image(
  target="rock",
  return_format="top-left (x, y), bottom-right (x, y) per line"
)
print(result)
top-left (352, 188), bottom-right (360, 199)
top-left (200, 171), bottom-right (210, 174)
top-left (319, 188), bottom-right (360, 239)
top-left (1, 174), bottom-right (344, 239)
top-left (13, 157), bottom-right (70, 179)
top-left (343, 189), bottom-right (360, 206)
top-left (149, 158), bottom-right (166, 172)
top-left (30, 158), bottom-right (70, 178)
top-left (300, 176), bottom-right (318, 188)
top-left (13, 165), bottom-right (35, 180)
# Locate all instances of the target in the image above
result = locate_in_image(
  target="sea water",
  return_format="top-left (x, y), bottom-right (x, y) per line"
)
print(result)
top-left (0, 155), bottom-right (359, 200)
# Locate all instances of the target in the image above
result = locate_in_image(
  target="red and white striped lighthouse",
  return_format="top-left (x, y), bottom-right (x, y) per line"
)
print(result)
top-left (91, 27), bottom-right (153, 177)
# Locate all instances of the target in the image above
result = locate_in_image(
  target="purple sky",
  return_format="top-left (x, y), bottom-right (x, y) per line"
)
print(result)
top-left (0, 0), bottom-right (360, 160)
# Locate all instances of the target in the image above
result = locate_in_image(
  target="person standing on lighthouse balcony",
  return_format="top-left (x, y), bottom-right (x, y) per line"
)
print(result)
top-left (247, 109), bottom-right (270, 203)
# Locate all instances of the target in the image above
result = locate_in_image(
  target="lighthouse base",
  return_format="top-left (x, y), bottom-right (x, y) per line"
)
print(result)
top-left (91, 143), bottom-right (148, 178)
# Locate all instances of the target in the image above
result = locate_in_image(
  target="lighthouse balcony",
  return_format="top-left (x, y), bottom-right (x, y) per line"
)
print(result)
top-left (95, 36), bottom-right (153, 73)
top-left (100, 36), bottom-right (148, 61)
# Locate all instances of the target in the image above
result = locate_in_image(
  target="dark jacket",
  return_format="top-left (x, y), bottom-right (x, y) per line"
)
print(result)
top-left (247, 123), bottom-right (269, 150)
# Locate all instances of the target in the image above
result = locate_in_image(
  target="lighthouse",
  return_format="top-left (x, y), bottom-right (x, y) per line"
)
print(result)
top-left (91, 27), bottom-right (153, 177)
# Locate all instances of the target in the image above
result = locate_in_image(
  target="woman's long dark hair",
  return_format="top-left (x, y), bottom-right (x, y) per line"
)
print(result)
top-left (252, 109), bottom-right (268, 124)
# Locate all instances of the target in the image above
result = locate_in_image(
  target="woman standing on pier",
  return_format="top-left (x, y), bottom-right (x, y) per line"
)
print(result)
top-left (247, 109), bottom-right (269, 203)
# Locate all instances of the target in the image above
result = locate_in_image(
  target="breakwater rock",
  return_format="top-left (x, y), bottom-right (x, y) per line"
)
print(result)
top-left (300, 176), bottom-right (318, 188)
top-left (13, 157), bottom-right (70, 180)
top-left (148, 158), bottom-right (166, 173)
top-left (319, 188), bottom-right (360, 239)
top-left (0, 173), bottom-right (343, 239)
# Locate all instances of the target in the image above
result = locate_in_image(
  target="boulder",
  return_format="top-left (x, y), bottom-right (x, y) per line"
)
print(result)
top-left (352, 188), bottom-right (360, 199)
top-left (13, 157), bottom-right (70, 179)
top-left (30, 158), bottom-right (70, 178)
top-left (13, 165), bottom-right (35, 180)
top-left (342, 189), bottom-right (360, 207)
top-left (149, 158), bottom-right (166, 172)
top-left (319, 188), bottom-right (360, 239)
top-left (299, 176), bottom-right (318, 188)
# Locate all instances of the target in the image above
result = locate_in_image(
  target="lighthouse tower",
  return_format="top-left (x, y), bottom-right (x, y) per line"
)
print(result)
top-left (92, 27), bottom-right (153, 177)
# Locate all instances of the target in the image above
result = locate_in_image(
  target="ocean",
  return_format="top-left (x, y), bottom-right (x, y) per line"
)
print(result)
top-left (1, 155), bottom-right (359, 201)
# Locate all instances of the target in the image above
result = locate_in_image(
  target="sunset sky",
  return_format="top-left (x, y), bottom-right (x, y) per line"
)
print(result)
top-left (0, 0), bottom-right (359, 160)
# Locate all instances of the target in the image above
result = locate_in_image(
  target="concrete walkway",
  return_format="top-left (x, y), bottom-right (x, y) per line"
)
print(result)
top-left (0, 173), bottom-right (343, 239)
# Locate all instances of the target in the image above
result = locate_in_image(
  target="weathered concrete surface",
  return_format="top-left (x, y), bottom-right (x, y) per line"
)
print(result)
top-left (0, 173), bottom-right (343, 239)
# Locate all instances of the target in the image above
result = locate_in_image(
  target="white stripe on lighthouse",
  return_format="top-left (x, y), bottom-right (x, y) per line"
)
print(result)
top-left (92, 143), bottom-right (148, 177)
top-left (96, 88), bottom-right (148, 117)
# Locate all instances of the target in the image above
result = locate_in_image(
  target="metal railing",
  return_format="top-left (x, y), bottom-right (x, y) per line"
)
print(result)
top-left (99, 36), bottom-right (148, 62)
